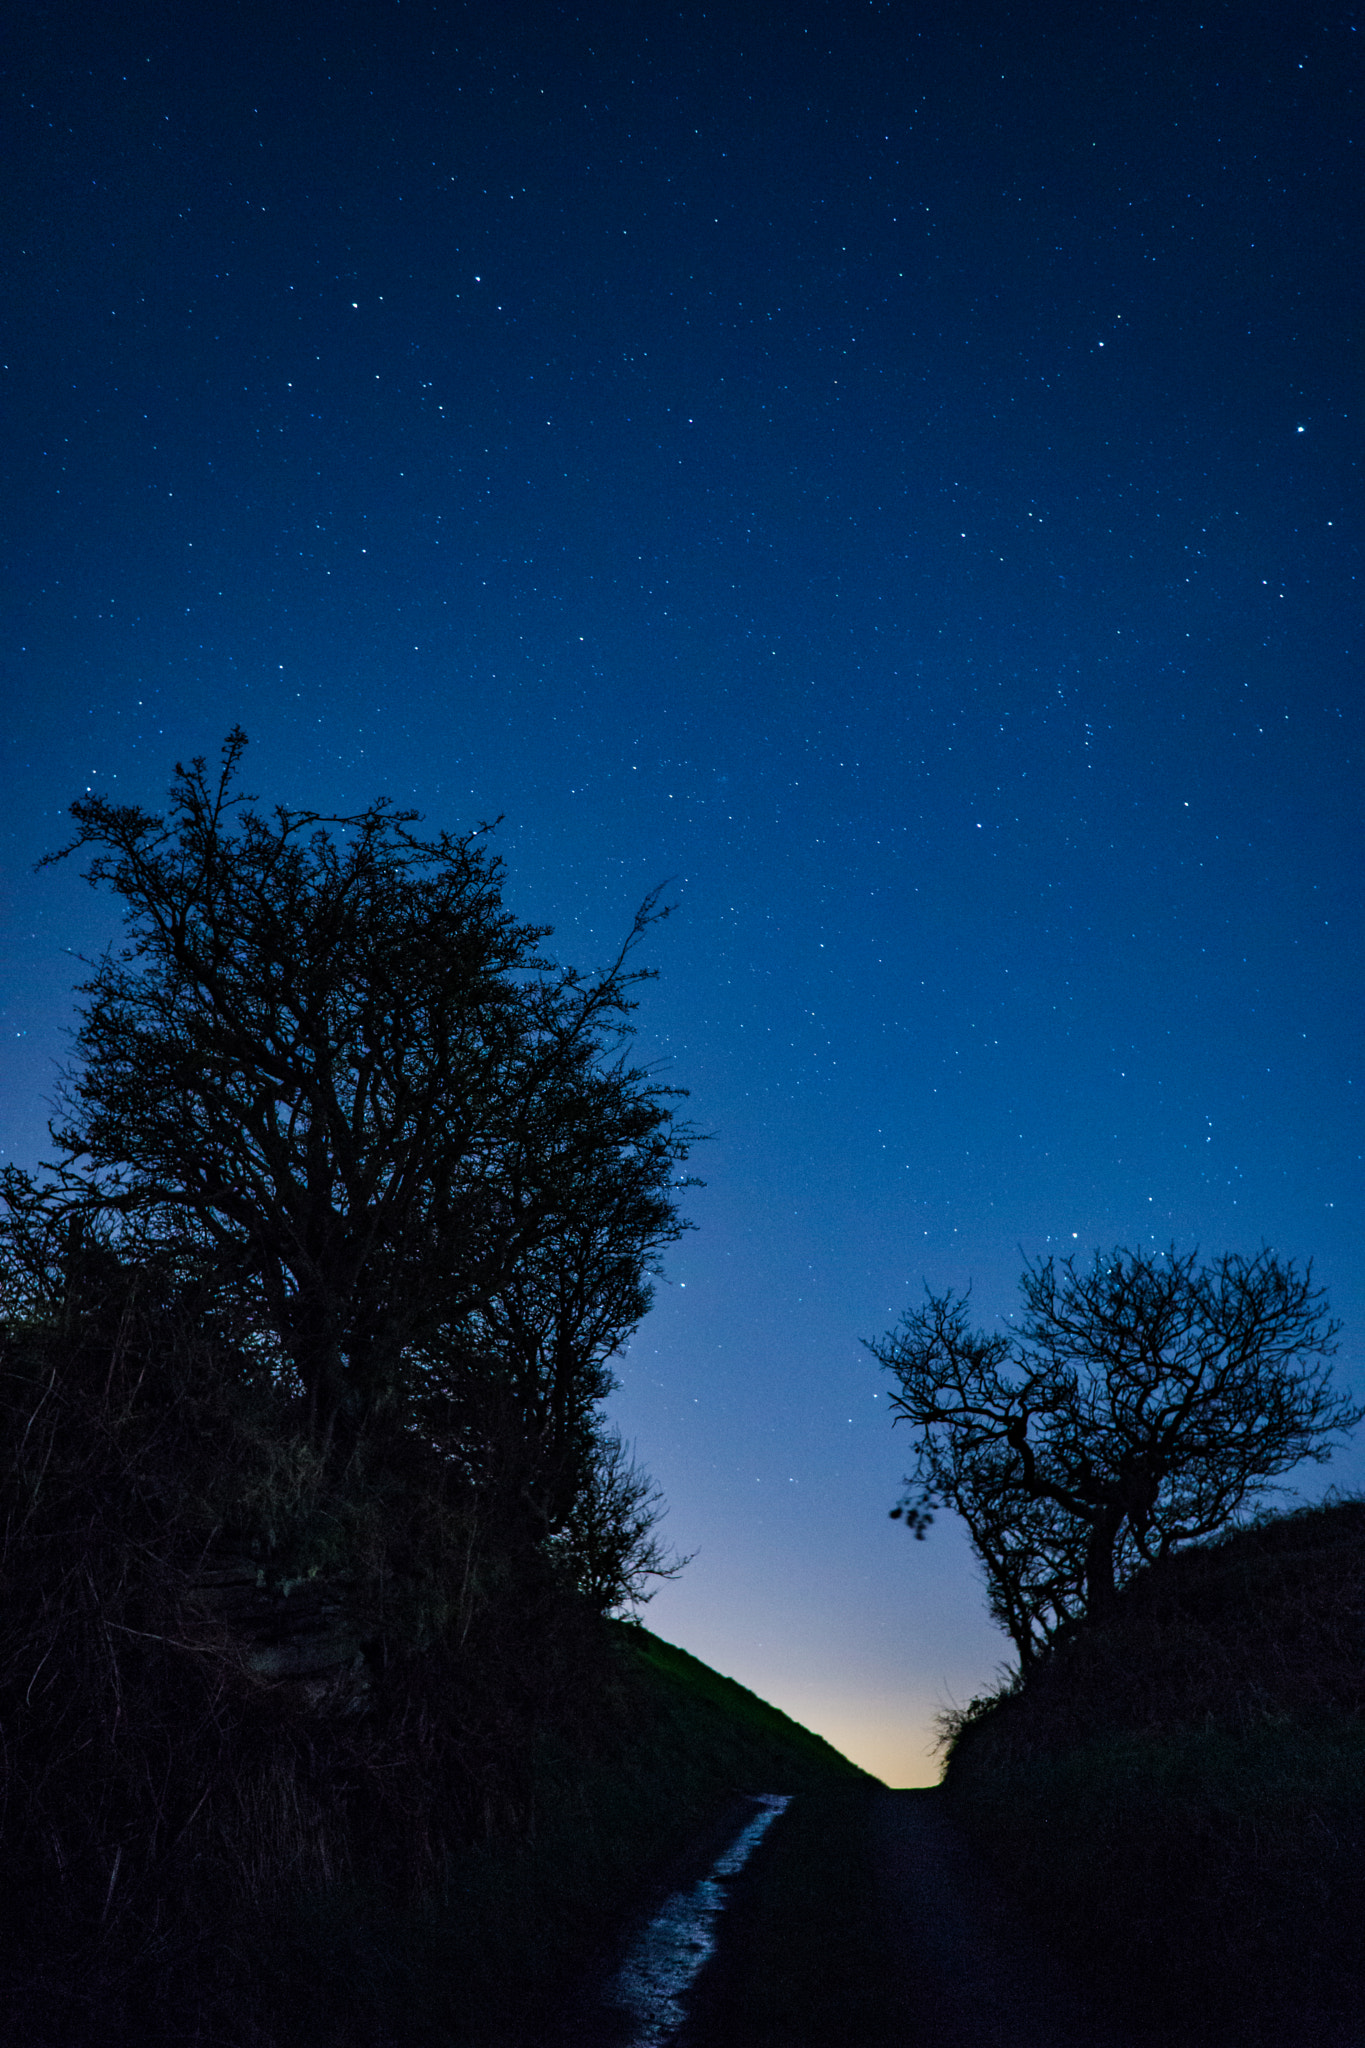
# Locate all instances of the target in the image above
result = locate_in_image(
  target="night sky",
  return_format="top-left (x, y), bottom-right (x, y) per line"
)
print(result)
top-left (5, 1), bottom-right (1361, 1785)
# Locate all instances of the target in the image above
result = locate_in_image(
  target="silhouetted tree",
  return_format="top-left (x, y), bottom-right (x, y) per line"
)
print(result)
top-left (39, 731), bottom-right (695, 1502)
top-left (868, 1245), bottom-right (1360, 1669)
top-left (547, 1429), bottom-right (691, 1614)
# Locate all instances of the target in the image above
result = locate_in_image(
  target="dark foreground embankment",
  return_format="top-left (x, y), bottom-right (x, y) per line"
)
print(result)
top-left (1, 1615), bottom-right (862, 2048)
top-left (648, 1506), bottom-right (1365, 2048)
top-left (941, 1499), bottom-right (1365, 2047)
top-left (0, 1284), bottom-right (863, 2048)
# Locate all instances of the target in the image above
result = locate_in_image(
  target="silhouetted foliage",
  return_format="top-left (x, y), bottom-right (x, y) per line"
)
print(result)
top-left (35, 729), bottom-right (694, 1581)
top-left (0, 725), bottom-right (707, 2039)
top-left (869, 1244), bottom-right (1360, 1668)
top-left (0, 1223), bottom-right (822, 2045)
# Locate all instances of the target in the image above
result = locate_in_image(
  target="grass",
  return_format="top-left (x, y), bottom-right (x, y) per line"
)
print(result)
top-left (239, 1622), bottom-right (869, 2048)
top-left (942, 1498), bottom-right (1365, 2045)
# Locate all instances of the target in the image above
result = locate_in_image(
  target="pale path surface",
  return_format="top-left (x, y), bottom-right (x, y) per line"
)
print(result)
top-left (605, 1795), bottom-right (791, 2048)
top-left (562, 1784), bottom-right (1145, 2047)
top-left (548, 1794), bottom-right (795, 2048)
top-left (877, 1788), bottom-right (1132, 2048)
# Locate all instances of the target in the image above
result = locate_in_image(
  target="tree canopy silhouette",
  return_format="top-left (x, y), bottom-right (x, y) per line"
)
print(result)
top-left (868, 1244), bottom-right (1360, 1668)
top-left (38, 731), bottom-right (695, 1540)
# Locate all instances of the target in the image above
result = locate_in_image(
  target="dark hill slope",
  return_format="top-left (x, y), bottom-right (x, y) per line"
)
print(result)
top-left (257, 1622), bottom-right (867, 2048)
top-left (4, 1607), bottom-right (863, 2048)
top-left (943, 1499), bottom-right (1365, 2046)
top-left (0, 1290), bottom-right (863, 2048)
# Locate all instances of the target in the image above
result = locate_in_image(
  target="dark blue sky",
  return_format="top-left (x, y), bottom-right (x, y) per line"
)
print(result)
top-left (5, 0), bottom-right (1361, 1780)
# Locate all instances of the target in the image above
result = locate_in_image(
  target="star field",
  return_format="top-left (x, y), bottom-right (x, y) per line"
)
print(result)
top-left (3, 0), bottom-right (1361, 1781)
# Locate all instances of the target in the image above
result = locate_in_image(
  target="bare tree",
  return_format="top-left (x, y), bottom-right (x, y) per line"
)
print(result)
top-left (868, 1245), bottom-right (1360, 1669)
top-left (39, 730), bottom-right (695, 1478)
top-left (547, 1429), bottom-right (691, 1615)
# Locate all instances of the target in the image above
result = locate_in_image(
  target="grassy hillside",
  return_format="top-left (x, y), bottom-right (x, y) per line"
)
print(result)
top-left (942, 1498), bottom-right (1365, 2046)
top-left (243, 1622), bottom-right (867, 2047)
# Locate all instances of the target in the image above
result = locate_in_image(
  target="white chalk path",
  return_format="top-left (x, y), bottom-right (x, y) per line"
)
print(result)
top-left (605, 1794), bottom-right (791, 2048)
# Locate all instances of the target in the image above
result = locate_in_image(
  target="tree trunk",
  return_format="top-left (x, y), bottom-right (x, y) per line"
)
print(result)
top-left (1082, 1509), bottom-right (1122, 1620)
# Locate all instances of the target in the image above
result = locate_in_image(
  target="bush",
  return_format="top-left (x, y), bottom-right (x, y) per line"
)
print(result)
top-left (0, 1257), bottom-right (857, 2044)
top-left (0, 1258), bottom-right (617, 2041)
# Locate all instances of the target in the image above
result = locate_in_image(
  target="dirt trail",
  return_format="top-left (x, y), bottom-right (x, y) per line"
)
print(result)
top-left (877, 1787), bottom-right (1140, 2048)
top-left (562, 1782), bottom-right (1150, 2047)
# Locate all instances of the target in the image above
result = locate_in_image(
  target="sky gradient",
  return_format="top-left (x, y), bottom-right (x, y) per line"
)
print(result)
top-left (4, 0), bottom-right (1361, 1784)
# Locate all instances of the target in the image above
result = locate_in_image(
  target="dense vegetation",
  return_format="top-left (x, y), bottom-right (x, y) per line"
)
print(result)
top-left (875, 1243), bottom-right (1364, 2042)
top-left (0, 1251), bottom-right (862, 2044)
top-left (1, 736), bottom-right (850, 2043)
top-left (941, 1497), bottom-right (1365, 2045)
top-left (873, 1245), bottom-right (1359, 1669)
